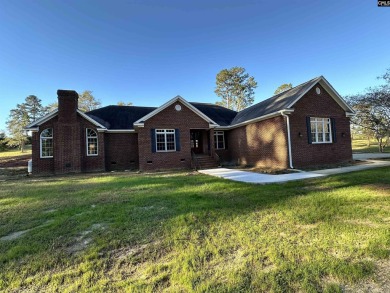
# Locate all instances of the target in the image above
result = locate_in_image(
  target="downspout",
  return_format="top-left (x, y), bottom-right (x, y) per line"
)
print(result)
top-left (281, 111), bottom-right (294, 169)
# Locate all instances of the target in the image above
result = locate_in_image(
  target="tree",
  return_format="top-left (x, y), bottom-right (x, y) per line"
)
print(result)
top-left (24, 95), bottom-right (45, 121)
top-left (6, 95), bottom-right (45, 152)
top-left (78, 90), bottom-right (101, 112)
top-left (274, 83), bottom-right (293, 95)
top-left (0, 130), bottom-right (7, 151)
top-left (215, 67), bottom-right (258, 111)
top-left (117, 101), bottom-right (133, 106)
top-left (6, 103), bottom-right (30, 152)
top-left (348, 69), bottom-right (390, 152)
top-left (45, 90), bottom-right (101, 113)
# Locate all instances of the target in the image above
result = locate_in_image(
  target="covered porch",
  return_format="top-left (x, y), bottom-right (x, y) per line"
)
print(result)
top-left (190, 129), bottom-right (219, 169)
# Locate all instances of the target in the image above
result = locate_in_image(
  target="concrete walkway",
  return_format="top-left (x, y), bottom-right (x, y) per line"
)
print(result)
top-left (353, 153), bottom-right (390, 160)
top-left (198, 153), bottom-right (390, 184)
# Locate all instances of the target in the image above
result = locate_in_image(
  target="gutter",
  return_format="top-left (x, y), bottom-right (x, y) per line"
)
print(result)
top-left (281, 111), bottom-right (294, 169)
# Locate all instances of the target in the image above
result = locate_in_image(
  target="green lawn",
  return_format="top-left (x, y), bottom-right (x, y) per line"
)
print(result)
top-left (352, 139), bottom-right (389, 153)
top-left (0, 145), bottom-right (32, 158)
top-left (1, 169), bottom-right (389, 292)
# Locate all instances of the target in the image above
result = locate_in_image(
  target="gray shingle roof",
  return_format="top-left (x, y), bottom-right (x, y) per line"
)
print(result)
top-left (189, 102), bottom-right (237, 126)
top-left (85, 76), bottom-right (321, 129)
top-left (86, 106), bottom-right (156, 129)
top-left (230, 77), bottom-right (320, 125)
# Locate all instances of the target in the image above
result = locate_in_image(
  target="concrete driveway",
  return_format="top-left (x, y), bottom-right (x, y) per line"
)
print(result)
top-left (199, 153), bottom-right (390, 184)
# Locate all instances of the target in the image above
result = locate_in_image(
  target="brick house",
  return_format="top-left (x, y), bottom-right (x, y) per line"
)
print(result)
top-left (26, 76), bottom-right (354, 174)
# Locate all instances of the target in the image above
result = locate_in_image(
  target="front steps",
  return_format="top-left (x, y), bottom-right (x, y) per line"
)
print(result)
top-left (195, 155), bottom-right (219, 169)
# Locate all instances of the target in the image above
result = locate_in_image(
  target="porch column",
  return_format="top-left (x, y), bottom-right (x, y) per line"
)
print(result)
top-left (209, 128), bottom-right (215, 156)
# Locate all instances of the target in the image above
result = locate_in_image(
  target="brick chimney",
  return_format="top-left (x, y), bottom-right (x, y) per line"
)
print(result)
top-left (57, 90), bottom-right (78, 122)
top-left (55, 89), bottom-right (81, 174)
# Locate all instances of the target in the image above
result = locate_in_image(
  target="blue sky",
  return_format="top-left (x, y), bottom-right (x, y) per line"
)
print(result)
top-left (0, 0), bottom-right (389, 131)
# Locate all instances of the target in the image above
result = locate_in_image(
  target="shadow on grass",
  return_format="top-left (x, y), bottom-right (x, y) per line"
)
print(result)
top-left (0, 168), bottom-right (389, 291)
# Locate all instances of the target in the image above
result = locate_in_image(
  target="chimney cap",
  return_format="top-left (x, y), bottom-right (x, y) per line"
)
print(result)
top-left (57, 90), bottom-right (78, 97)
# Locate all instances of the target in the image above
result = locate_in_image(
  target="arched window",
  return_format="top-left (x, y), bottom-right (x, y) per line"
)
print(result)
top-left (86, 128), bottom-right (98, 156)
top-left (40, 128), bottom-right (53, 158)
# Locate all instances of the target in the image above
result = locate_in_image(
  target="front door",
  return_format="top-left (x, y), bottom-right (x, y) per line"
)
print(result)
top-left (190, 130), bottom-right (203, 154)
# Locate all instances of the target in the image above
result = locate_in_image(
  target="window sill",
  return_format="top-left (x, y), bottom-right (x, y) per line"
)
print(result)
top-left (87, 154), bottom-right (99, 157)
top-left (40, 156), bottom-right (53, 159)
top-left (311, 142), bottom-right (333, 144)
top-left (156, 150), bottom-right (177, 153)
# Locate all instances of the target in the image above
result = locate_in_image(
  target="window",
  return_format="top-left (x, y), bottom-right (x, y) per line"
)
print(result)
top-left (86, 128), bottom-right (98, 156)
top-left (310, 117), bottom-right (332, 143)
top-left (156, 129), bottom-right (176, 152)
top-left (214, 131), bottom-right (225, 149)
top-left (40, 128), bottom-right (53, 158)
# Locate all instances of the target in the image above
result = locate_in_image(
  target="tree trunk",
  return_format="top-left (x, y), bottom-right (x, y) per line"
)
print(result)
top-left (20, 141), bottom-right (25, 153)
top-left (367, 136), bottom-right (371, 147)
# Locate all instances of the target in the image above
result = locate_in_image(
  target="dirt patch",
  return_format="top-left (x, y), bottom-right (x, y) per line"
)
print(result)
top-left (0, 154), bottom-right (31, 168)
top-left (0, 229), bottom-right (31, 241)
top-left (110, 240), bottom-right (162, 260)
top-left (66, 223), bottom-right (106, 254)
top-left (343, 259), bottom-right (390, 293)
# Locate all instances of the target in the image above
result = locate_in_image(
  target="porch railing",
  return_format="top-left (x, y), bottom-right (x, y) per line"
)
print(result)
top-left (191, 150), bottom-right (200, 170)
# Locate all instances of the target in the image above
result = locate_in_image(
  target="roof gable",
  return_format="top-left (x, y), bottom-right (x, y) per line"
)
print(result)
top-left (133, 95), bottom-right (219, 127)
top-left (229, 76), bottom-right (354, 127)
top-left (286, 76), bottom-right (354, 113)
top-left (25, 109), bottom-right (107, 131)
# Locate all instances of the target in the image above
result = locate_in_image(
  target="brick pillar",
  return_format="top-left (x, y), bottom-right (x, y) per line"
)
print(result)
top-left (55, 90), bottom-right (82, 174)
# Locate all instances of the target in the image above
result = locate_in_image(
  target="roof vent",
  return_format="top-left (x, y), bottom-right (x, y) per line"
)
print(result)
top-left (316, 87), bottom-right (321, 95)
top-left (175, 104), bottom-right (182, 111)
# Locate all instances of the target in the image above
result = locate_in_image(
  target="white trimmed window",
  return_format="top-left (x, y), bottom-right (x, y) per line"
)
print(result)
top-left (40, 128), bottom-right (53, 158)
top-left (310, 117), bottom-right (332, 143)
top-left (156, 129), bottom-right (176, 152)
top-left (86, 128), bottom-right (98, 156)
top-left (214, 131), bottom-right (225, 149)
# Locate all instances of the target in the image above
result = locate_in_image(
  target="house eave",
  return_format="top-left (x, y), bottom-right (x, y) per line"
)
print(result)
top-left (216, 109), bottom-right (294, 130)
top-left (76, 110), bottom-right (107, 129)
top-left (105, 129), bottom-right (136, 133)
top-left (25, 109), bottom-right (59, 129)
top-left (286, 76), bottom-right (355, 114)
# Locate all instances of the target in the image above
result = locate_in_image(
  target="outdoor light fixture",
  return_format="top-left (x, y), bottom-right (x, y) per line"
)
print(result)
top-left (341, 132), bottom-right (346, 137)
top-left (298, 132), bottom-right (303, 137)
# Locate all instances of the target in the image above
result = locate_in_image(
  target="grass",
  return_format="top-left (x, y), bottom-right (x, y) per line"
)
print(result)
top-left (0, 145), bottom-right (32, 158)
top-left (0, 169), bottom-right (389, 292)
top-left (352, 139), bottom-right (389, 153)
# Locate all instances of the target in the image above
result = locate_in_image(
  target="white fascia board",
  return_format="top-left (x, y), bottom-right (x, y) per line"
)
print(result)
top-left (76, 110), bottom-right (107, 129)
top-left (105, 129), bottom-right (136, 133)
top-left (346, 112), bottom-right (355, 117)
top-left (318, 77), bottom-right (355, 113)
top-left (27, 127), bottom-right (39, 132)
top-left (133, 95), bottom-right (219, 127)
top-left (25, 109), bottom-right (59, 129)
top-left (286, 76), bottom-right (355, 114)
top-left (286, 76), bottom-right (322, 109)
top-left (215, 109), bottom-right (294, 130)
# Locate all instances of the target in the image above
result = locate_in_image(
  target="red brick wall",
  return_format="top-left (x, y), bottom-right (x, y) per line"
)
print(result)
top-left (289, 83), bottom-right (352, 167)
top-left (138, 101), bottom-right (210, 171)
top-left (225, 116), bottom-right (289, 169)
top-left (105, 133), bottom-right (139, 170)
top-left (31, 115), bottom-right (105, 174)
